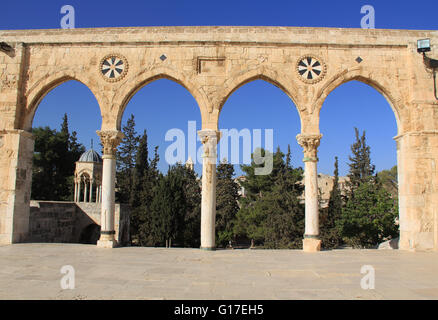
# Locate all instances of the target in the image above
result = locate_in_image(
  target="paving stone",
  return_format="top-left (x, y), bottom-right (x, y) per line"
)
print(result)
top-left (0, 244), bottom-right (437, 299)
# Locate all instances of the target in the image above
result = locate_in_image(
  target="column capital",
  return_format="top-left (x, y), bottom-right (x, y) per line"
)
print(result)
top-left (197, 129), bottom-right (221, 143)
top-left (96, 130), bottom-right (125, 157)
top-left (296, 133), bottom-right (322, 161)
top-left (198, 129), bottom-right (220, 159)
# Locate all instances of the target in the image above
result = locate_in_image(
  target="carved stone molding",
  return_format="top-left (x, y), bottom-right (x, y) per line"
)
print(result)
top-left (0, 75), bottom-right (18, 92)
top-left (96, 130), bottom-right (124, 156)
top-left (196, 56), bottom-right (226, 74)
top-left (296, 133), bottom-right (322, 161)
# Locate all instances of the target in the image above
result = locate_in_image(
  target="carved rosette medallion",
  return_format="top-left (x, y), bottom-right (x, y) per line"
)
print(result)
top-left (99, 54), bottom-right (129, 82)
top-left (296, 55), bottom-right (326, 84)
top-left (296, 134), bottom-right (322, 161)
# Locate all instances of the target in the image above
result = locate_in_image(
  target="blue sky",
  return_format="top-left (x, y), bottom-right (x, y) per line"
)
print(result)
top-left (2, 0), bottom-right (437, 176)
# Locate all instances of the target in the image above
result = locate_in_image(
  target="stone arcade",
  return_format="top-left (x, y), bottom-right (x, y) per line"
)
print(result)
top-left (0, 26), bottom-right (437, 251)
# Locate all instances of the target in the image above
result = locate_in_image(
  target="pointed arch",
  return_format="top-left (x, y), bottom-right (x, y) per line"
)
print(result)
top-left (114, 66), bottom-right (209, 130)
top-left (217, 66), bottom-right (303, 131)
top-left (23, 70), bottom-right (103, 131)
top-left (314, 67), bottom-right (404, 135)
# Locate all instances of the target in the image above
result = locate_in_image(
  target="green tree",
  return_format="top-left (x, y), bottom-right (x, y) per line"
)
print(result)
top-left (129, 130), bottom-right (163, 246)
top-left (347, 127), bottom-right (376, 191)
top-left (177, 163), bottom-right (201, 247)
top-left (233, 148), bottom-right (278, 244)
top-left (134, 158), bottom-right (201, 248)
top-left (338, 181), bottom-right (399, 248)
top-left (31, 114), bottom-right (85, 201)
top-left (61, 113), bottom-right (85, 199)
top-left (147, 164), bottom-right (190, 247)
top-left (130, 130), bottom-right (149, 207)
top-left (233, 147), bottom-right (305, 248)
top-left (215, 160), bottom-right (240, 247)
top-left (60, 113), bottom-right (69, 135)
top-left (263, 147), bottom-right (304, 248)
top-left (116, 114), bottom-right (139, 203)
top-left (377, 166), bottom-right (398, 198)
top-left (320, 156), bottom-right (343, 249)
top-left (337, 129), bottom-right (399, 248)
top-left (238, 148), bottom-right (283, 201)
top-left (129, 130), bottom-right (150, 243)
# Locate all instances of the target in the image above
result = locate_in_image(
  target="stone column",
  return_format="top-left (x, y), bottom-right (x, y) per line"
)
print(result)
top-left (77, 179), bottom-right (81, 202)
top-left (96, 130), bottom-right (124, 248)
top-left (73, 180), bottom-right (77, 202)
top-left (84, 178), bottom-right (88, 202)
top-left (89, 179), bottom-right (93, 203)
top-left (297, 133), bottom-right (322, 252)
top-left (198, 129), bottom-right (220, 250)
top-left (95, 185), bottom-right (99, 203)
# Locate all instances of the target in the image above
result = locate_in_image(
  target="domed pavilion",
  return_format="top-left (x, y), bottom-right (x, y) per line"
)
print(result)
top-left (74, 147), bottom-right (103, 203)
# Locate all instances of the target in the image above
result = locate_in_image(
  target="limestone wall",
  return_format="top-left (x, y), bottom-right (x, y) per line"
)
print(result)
top-left (27, 201), bottom-right (130, 245)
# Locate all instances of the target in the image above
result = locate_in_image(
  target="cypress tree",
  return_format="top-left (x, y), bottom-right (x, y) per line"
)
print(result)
top-left (338, 128), bottom-right (399, 248)
top-left (286, 144), bottom-right (292, 169)
top-left (179, 163), bottom-right (201, 247)
top-left (61, 113), bottom-right (69, 135)
top-left (216, 160), bottom-right (240, 247)
top-left (320, 156), bottom-right (343, 249)
top-left (130, 130), bottom-right (150, 244)
top-left (116, 114), bottom-right (139, 203)
top-left (147, 164), bottom-right (188, 247)
top-left (347, 127), bottom-right (375, 192)
top-left (31, 115), bottom-right (85, 201)
top-left (233, 147), bottom-right (305, 248)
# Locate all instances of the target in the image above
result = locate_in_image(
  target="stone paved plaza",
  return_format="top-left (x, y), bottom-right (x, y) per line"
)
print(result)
top-left (0, 243), bottom-right (437, 300)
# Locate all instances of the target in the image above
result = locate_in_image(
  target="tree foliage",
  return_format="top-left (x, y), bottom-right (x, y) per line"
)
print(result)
top-left (215, 160), bottom-right (240, 247)
top-left (31, 114), bottom-right (85, 201)
top-left (338, 181), bottom-right (399, 248)
top-left (347, 127), bottom-right (376, 191)
top-left (114, 115), bottom-right (201, 247)
top-left (116, 114), bottom-right (139, 204)
top-left (233, 147), bottom-right (305, 248)
top-left (337, 128), bottom-right (399, 248)
top-left (377, 165), bottom-right (398, 197)
top-left (140, 163), bottom-right (201, 247)
top-left (320, 156), bottom-right (343, 249)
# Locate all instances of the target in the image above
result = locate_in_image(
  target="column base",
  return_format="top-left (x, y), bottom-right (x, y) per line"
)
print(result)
top-left (303, 238), bottom-right (321, 252)
top-left (200, 246), bottom-right (215, 251)
top-left (97, 232), bottom-right (117, 248)
top-left (97, 239), bottom-right (118, 248)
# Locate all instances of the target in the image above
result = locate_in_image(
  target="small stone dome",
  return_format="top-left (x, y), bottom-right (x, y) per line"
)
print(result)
top-left (78, 149), bottom-right (102, 163)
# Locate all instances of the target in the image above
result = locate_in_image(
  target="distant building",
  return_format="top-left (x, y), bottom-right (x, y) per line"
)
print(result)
top-left (185, 156), bottom-right (194, 171)
top-left (298, 173), bottom-right (349, 208)
top-left (233, 173), bottom-right (349, 208)
top-left (74, 148), bottom-right (103, 203)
